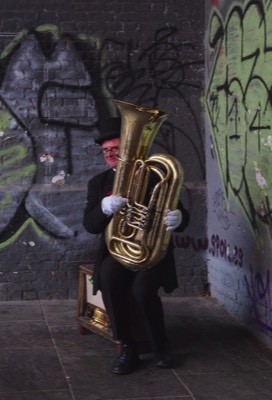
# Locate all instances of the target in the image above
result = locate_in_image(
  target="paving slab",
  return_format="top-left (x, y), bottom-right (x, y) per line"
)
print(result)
top-left (0, 392), bottom-right (73, 400)
top-left (0, 297), bottom-right (272, 400)
top-left (0, 348), bottom-right (68, 392)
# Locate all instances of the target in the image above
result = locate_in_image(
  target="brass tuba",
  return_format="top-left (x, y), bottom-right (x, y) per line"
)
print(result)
top-left (105, 100), bottom-right (184, 270)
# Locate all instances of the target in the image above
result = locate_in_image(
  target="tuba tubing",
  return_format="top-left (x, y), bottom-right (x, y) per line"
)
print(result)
top-left (105, 100), bottom-right (184, 270)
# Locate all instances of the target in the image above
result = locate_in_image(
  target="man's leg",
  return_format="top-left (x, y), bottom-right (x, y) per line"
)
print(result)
top-left (99, 255), bottom-right (133, 342)
top-left (99, 255), bottom-right (138, 374)
top-left (131, 268), bottom-right (172, 368)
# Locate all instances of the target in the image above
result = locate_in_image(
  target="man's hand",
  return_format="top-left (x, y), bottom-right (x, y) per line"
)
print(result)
top-left (164, 209), bottom-right (182, 231)
top-left (101, 195), bottom-right (128, 216)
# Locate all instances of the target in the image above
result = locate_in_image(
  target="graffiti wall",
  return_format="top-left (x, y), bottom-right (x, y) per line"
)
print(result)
top-left (206, 0), bottom-right (272, 348)
top-left (0, 0), bottom-right (206, 300)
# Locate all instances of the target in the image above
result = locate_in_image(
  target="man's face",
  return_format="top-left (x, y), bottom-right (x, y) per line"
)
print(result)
top-left (101, 137), bottom-right (120, 169)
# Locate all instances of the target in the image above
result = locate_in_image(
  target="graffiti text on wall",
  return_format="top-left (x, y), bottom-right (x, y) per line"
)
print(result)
top-left (245, 265), bottom-right (272, 333)
top-left (174, 233), bottom-right (244, 267)
top-left (206, 0), bottom-right (272, 244)
top-left (0, 25), bottom-right (204, 249)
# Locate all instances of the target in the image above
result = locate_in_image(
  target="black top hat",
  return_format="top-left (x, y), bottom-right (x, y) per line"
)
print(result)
top-left (95, 117), bottom-right (121, 145)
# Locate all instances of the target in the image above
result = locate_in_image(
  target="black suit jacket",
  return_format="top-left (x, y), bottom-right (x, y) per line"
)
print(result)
top-left (83, 168), bottom-right (190, 294)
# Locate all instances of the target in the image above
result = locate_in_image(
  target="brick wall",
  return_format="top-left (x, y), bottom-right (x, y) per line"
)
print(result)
top-left (0, 0), bottom-right (206, 300)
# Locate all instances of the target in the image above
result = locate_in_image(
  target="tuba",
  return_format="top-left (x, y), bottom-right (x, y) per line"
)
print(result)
top-left (105, 100), bottom-right (184, 271)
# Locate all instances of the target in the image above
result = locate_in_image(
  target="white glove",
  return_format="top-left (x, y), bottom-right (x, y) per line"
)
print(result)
top-left (164, 209), bottom-right (182, 231)
top-left (101, 195), bottom-right (128, 216)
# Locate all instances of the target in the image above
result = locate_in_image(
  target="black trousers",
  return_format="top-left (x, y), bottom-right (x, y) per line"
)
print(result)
top-left (99, 254), bottom-right (168, 354)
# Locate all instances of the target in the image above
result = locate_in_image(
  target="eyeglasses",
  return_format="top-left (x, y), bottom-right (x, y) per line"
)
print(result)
top-left (102, 146), bottom-right (119, 154)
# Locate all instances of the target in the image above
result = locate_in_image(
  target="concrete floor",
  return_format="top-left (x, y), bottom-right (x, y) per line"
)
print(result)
top-left (1, 297), bottom-right (272, 400)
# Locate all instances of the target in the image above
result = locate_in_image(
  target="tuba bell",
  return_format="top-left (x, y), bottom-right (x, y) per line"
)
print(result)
top-left (105, 100), bottom-right (184, 271)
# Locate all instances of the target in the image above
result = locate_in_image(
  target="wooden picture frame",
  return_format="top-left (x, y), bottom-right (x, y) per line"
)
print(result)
top-left (77, 264), bottom-right (113, 340)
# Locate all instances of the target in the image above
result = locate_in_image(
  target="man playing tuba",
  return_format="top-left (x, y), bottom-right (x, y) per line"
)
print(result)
top-left (83, 115), bottom-right (190, 375)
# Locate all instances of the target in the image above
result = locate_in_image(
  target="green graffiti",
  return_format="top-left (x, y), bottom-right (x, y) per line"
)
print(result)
top-left (0, 192), bottom-right (12, 209)
top-left (206, 0), bottom-right (272, 241)
top-left (0, 218), bottom-right (48, 250)
top-left (0, 143), bottom-right (36, 243)
top-left (0, 144), bottom-right (29, 166)
top-left (0, 144), bottom-right (36, 185)
top-left (0, 29), bottom-right (28, 60)
top-left (1, 164), bottom-right (36, 185)
top-left (0, 25), bottom-right (60, 60)
top-left (35, 24), bottom-right (61, 41)
top-left (0, 112), bottom-right (10, 131)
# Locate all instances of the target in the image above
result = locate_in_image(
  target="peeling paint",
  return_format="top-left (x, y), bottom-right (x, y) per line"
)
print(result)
top-left (51, 170), bottom-right (66, 185)
top-left (263, 135), bottom-right (272, 151)
top-left (254, 162), bottom-right (267, 190)
top-left (40, 153), bottom-right (54, 163)
top-left (22, 240), bottom-right (36, 247)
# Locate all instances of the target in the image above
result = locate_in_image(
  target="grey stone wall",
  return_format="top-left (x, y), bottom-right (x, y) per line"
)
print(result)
top-left (0, 0), bottom-right (206, 300)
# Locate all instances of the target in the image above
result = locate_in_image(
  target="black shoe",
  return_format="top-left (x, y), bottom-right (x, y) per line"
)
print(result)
top-left (155, 349), bottom-right (173, 369)
top-left (112, 343), bottom-right (138, 375)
